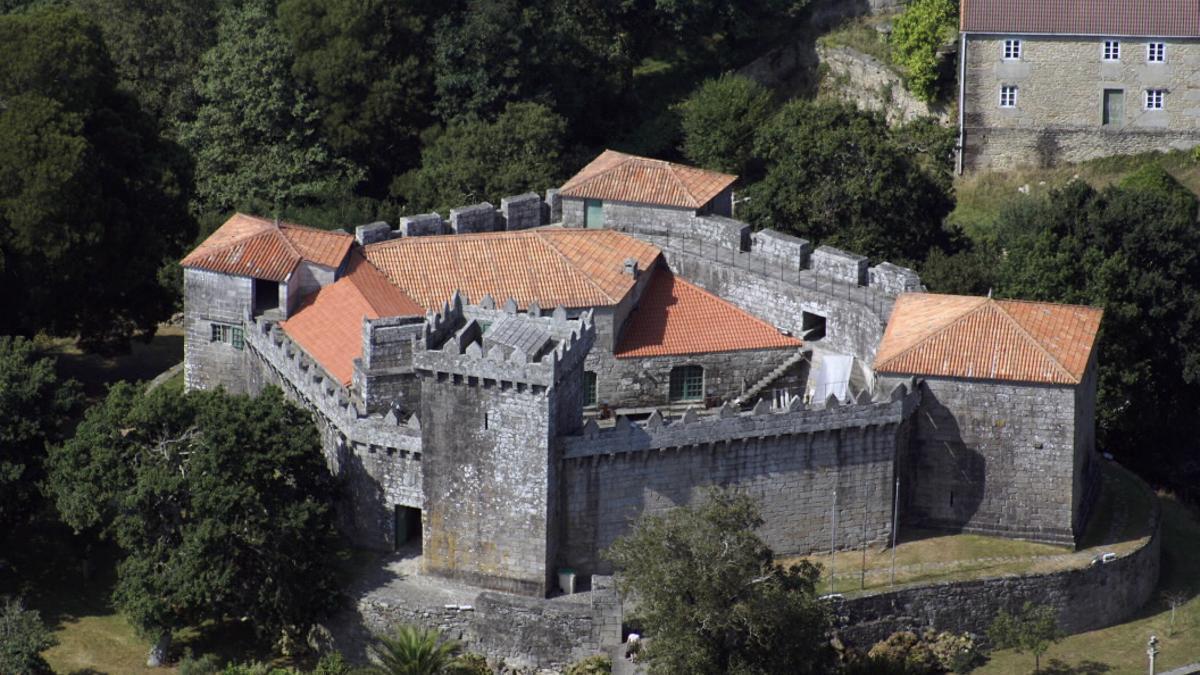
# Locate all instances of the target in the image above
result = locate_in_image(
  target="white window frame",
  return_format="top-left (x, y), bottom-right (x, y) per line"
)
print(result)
top-left (1147, 42), bottom-right (1166, 63)
top-left (1003, 39), bottom-right (1022, 60)
top-left (1103, 40), bottom-right (1121, 61)
top-left (999, 85), bottom-right (1018, 108)
top-left (1145, 89), bottom-right (1165, 110)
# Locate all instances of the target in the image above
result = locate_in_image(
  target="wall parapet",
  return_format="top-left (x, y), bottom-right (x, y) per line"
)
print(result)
top-left (562, 380), bottom-right (920, 459)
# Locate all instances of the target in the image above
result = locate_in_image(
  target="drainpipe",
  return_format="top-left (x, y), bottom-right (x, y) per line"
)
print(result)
top-left (956, 31), bottom-right (968, 175)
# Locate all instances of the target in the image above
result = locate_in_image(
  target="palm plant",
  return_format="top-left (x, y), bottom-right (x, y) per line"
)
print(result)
top-left (363, 624), bottom-right (462, 675)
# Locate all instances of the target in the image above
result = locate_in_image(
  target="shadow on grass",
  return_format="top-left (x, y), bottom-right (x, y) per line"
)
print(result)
top-left (1039, 658), bottom-right (1113, 674)
top-left (48, 327), bottom-right (184, 398)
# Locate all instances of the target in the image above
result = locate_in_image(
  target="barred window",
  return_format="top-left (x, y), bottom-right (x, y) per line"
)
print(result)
top-left (1104, 40), bottom-right (1120, 61)
top-left (210, 322), bottom-right (244, 350)
top-left (668, 365), bottom-right (704, 402)
top-left (1003, 39), bottom-right (1021, 60)
top-left (1145, 89), bottom-right (1165, 110)
top-left (583, 371), bottom-right (598, 407)
top-left (999, 85), bottom-right (1018, 108)
top-left (1147, 42), bottom-right (1165, 63)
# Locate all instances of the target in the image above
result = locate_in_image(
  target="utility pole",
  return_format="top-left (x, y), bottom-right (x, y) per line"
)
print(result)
top-left (890, 476), bottom-right (900, 586)
top-left (1147, 635), bottom-right (1159, 675)
top-left (830, 487), bottom-right (838, 596)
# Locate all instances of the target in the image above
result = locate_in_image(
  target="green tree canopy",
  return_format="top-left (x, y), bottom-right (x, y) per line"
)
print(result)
top-left (45, 384), bottom-right (343, 652)
top-left (278, 0), bottom-right (434, 195)
top-left (890, 0), bottom-right (958, 102)
top-left (181, 0), bottom-right (362, 214)
top-left (606, 490), bottom-right (831, 675)
top-left (987, 602), bottom-right (1062, 672)
top-left (393, 102), bottom-right (566, 212)
top-left (679, 74), bottom-right (775, 177)
top-left (0, 337), bottom-right (80, 536)
top-left (0, 7), bottom-right (196, 349)
top-left (742, 100), bottom-right (954, 264)
top-left (0, 597), bottom-right (56, 675)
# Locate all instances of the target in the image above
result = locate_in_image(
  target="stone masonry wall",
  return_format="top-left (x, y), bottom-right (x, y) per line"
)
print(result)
top-left (963, 35), bottom-right (1200, 170)
top-left (559, 385), bottom-right (920, 576)
top-left (880, 375), bottom-right (1087, 545)
top-left (818, 44), bottom-right (951, 126)
top-left (184, 268), bottom-right (256, 393)
top-left (835, 487), bottom-right (1161, 646)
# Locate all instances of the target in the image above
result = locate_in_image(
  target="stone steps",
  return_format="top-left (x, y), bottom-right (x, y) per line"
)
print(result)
top-left (735, 348), bottom-right (809, 406)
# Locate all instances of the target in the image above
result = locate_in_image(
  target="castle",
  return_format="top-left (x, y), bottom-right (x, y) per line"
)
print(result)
top-left (182, 150), bottom-right (1103, 598)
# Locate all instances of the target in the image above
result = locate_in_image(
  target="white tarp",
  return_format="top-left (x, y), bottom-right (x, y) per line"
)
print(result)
top-left (811, 354), bottom-right (853, 403)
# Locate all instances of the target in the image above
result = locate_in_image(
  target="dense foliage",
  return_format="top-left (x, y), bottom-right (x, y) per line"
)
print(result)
top-left (0, 597), bottom-right (56, 675)
top-left (679, 74), bottom-right (775, 177)
top-left (889, 0), bottom-right (958, 102)
top-left (0, 7), bottom-right (196, 349)
top-left (45, 384), bottom-right (343, 649)
top-left (607, 490), bottom-right (831, 675)
top-left (987, 602), bottom-right (1061, 672)
top-left (743, 101), bottom-right (955, 264)
top-left (0, 337), bottom-right (81, 535)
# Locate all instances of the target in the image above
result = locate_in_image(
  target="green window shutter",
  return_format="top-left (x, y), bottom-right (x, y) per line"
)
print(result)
top-left (583, 371), bottom-right (597, 407)
top-left (585, 199), bottom-right (604, 228)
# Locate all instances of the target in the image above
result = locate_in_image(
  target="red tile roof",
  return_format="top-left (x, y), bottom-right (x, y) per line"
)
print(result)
top-left (362, 227), bottom-right (662, 311)
top-left (615, 269), bottom-right (802, 358)
top-left (280, 253), bottom-right (422, 385)
top-left (962, 0), bottom-right (1200, 37)
top-left (560, 150), bottom-right (737, 210)
top-left (181, 213), bottom-right (353, 282)
top-left (874, 293), bottom-right (1103, 385)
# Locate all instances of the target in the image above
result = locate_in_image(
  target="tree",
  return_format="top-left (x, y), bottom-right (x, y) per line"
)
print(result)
top-left (363, 625), bottom-right (462, 675)
top-left (890, 0), bottom-right (957, 102)
top-left (742, 100), bottom-right (954, 265)
top-left (0, 337), bottom-right (81, 536)
top-left (0, 597), bottom-right (56, 675)
top-left (987, 602), bottom-right (1061, 672)
top-left (0, 8), bottom-right (197, 349)
top-left (393, 102), bottom-right (567, 212)
top-left (181, 0), bottom-right (362, 214)
top-left (679, 74), bottom-right (775, 177)
top-left (605, 490), bottom-right (831, 675)
top-left (45, 384), bottom-right (343, 656)
top-left (277, 0), bottom-right (434, 195)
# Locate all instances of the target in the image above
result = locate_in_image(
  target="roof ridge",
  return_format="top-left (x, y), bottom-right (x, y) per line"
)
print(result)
top-left (875, 296), bottom-right (990, 371)
top-left (992, 300), bottom-right (1078, 382)
top-left (665, 163), bottom-right (701, 208)
top-left (566, 152), bottom-right (636, 195)
top-left (349, 253), bottom-right (423, 316)
top-left (532, 229), bottom-right (619, 304)
top-left (270, 218), bottom-right (304, 263)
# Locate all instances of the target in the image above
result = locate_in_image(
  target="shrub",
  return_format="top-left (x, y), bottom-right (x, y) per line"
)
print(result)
top-left (564, 654), bottom-right (612, 675)
top-left (447, 652), bottom-right (492, 674)
top-left (890, 0), bottom-right (958, 101)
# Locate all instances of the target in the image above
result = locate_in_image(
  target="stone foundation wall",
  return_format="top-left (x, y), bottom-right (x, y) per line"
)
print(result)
top-left (963, 126), bottom-right (1200, 171)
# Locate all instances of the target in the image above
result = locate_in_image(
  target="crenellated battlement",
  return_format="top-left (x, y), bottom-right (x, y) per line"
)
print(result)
top-left (563, 379), bottom-right (920, 460)
top-left (412, 291), bottom-right (596, 389)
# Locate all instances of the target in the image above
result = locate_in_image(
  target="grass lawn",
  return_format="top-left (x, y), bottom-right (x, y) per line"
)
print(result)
top-left (41, 323), bottom-right (185, 399)
top-left (785, 462), bottom-right (1155, 597)
top-left (816, 13), bottom-right (899, 67)
top-left (977, 495), bottom-right (1200, 674)
top-left (950, 150), bottom-right (1200, 239)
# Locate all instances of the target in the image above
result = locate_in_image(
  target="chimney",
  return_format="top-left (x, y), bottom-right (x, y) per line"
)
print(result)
top-left (623, 258), bottom-right (639, 278)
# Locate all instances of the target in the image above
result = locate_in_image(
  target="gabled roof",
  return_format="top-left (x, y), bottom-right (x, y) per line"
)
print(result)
top-left (962, 0), bottom-right (1200, 37)
top-left (181, 213), bottom-right (353, 282)
top-left (560, 150), bottom-right (737, 210)
top-left (615, 269), bottom-right (802, 358)
top-left (874, 293), bottom-right (1103, 385)
top-left (361, 227), bottom-right (662, 311)
top-left (280, 253), bottom-right (423, 386)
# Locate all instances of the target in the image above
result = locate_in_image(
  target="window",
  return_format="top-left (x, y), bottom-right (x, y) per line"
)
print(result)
top-left (583, 371), bottom-right (597, 407)
top-left (1003, 39), bottom-right (1021, 60)
top-left (668, 365), bottom-right (704, 403)
top-left (1103, 40), bottom-right (1120, 61)
top-left (210, 323), bottom-right (244, 350)
top-left (802, 311), bottom-right (826, 341)
top-left (999, 85), bottom-right (1018, 108)
top-left (1147, 42), bottom-right (1165, 62)
top-left (1145, 89), bottom-right (1165, 110)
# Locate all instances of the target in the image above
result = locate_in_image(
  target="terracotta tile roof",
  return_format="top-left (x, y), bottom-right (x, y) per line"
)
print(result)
top-left (361, 227), bottom-right (662, 311)
top-left (874, 293), bottom-right (1103, 385)
top-left (280, 253), bottom-right (422, 386)
top-left (962, 0), bottom-right (1200, 37)
top-left (615, 269), bottom-right (802, 358)
top-left (560, 150), bottom-right (737, 210)
top-left (181, 213), bottom-right (353, 282)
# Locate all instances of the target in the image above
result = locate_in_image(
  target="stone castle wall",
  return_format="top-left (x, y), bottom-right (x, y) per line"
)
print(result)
top-left (183, 268), bottom-right (257, 393)
top-left (963, 35), bottom-right (1200, 170)
top-left (559, 384), bottom-right (921, 576)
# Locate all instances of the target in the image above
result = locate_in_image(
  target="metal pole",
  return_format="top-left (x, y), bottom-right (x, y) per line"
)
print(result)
top-left (830, 487), bottom-right (838, 596)
top-left (890, 476), bottom-right (900, 586)
top-left (860, 501), bottom-right (869, 590)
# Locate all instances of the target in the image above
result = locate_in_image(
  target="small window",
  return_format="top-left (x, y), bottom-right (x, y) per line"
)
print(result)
top-left (583, 371), bottom-right (598, 407)
top-left (210, 323), bottom-right (244, 350)
top-left (801, 311), bottom-right (826, 341)
top-left (668, 365), bottom-right (704, 403)
top-left (1003, 39), bottom-right (1021, 60)
top-left (1103, 40), bottom-right (1120, 61)
top-left (1146, 89), bottom-right (1165, 110)
top-left (999, 85), bottom-right (1018, 108)
top-left (1147, 42), bottom-right (1165, 62)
